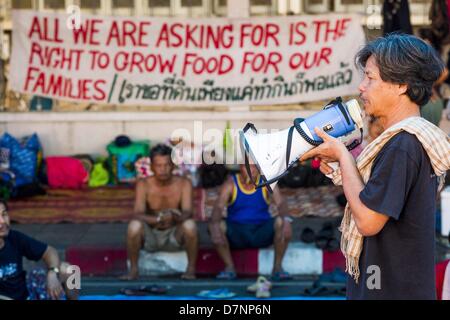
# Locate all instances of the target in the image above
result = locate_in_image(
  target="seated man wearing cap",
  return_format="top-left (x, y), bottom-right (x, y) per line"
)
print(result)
top-left (120, 144), bottom-right (198, 280)
top-left (208, 164), bottom-right (293, 280)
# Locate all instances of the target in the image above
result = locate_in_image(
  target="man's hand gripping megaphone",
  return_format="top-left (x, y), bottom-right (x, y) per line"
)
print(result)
top-left (300, 126), bottom-right (348, 177)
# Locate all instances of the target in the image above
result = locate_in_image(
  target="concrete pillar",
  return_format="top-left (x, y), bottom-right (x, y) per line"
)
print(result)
top-left (227, 0), bottom-right (249, 18)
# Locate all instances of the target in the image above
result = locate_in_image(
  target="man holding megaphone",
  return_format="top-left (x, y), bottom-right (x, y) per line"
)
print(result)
top-left (298, 34), bottom-right (450, 300)
top-left (240, 34), bottom-right (450, 299)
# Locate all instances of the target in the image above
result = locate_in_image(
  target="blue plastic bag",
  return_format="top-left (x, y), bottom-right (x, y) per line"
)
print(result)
top-left (0, 133), bottom-right (42, 187)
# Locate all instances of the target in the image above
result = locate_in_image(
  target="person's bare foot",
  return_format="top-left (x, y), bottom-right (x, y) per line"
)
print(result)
top-left (181, 269), bottom-right (196, 280)
top-left (119, 270), bottom-right (139, 281)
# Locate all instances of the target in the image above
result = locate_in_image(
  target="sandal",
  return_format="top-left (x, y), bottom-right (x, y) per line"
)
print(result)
top-left (197, 288), bottom-right (236, 299)
top-left (141, 285), bottom-right (168, 294)
top-left (216, 270), bottom-right (237, 280)
top-left (271, 270), bottom-right (292, 281)
top-left (119, 285), bottom-right (168, 296)
top-left (256, 283), bottom-right (271, 299)
top-left (247, 276), bottom-right (272, 293)
top-left (119, 287), bottom-right (150, 296)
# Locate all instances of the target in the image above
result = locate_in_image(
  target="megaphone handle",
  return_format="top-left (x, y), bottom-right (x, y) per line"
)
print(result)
top-left (346, 128), bottom-right (364, 151)
top-left (328, 162), bottom-right (339, 171)
top-left (325, 161), bottom-right (340, 179)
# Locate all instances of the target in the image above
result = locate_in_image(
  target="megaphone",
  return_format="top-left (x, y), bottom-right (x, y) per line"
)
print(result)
top-left (240, 97), bottom-right (364, 192)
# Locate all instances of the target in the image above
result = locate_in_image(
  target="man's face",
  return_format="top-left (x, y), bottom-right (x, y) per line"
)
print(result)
top-left (239, 164), bottom-right (259, 183)
top-left (151, 155), bottom-right (174, 182)
top-left (358, 56), bottom-right (402, 118)
top-left (0, 204), bottom-right (10, 238)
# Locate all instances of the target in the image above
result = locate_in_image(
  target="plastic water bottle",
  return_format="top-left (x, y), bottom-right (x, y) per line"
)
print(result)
top-left (189, 165), bottom-right (200, 187)
top-left (0, 148), bottom-right (9, 170)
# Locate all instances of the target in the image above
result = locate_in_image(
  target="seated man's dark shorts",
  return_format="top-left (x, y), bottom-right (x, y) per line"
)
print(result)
top-left (226, 218), bottom-right (275, 249)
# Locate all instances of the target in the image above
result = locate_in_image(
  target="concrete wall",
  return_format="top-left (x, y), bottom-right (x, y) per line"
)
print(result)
top-left (3, 108), bottom-right (447, 158)
top-left (0, 110), bottom-right (317, 156)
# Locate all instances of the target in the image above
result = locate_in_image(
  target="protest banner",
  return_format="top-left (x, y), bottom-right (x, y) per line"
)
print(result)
top-left (10, 10), bottom-right (365, 106)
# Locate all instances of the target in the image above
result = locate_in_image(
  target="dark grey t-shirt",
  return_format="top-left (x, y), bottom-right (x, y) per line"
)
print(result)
top-left (346, 131), bottom-right (438, 300)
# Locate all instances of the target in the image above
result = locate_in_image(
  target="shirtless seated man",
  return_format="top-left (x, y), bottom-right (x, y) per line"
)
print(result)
top-left (120, 144), bottom-right (198, 280)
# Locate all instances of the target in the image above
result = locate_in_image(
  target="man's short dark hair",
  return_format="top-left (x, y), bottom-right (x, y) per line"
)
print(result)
top-left (356, 33), bottom-right (445, 106)
top-left (150, 144), bottom-right (173, 161)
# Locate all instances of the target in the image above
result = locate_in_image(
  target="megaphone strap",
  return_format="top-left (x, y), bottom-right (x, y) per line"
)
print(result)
top-left (242, 122), bottom-right (258, 186)
top-left (255, 162), bottom-right (295, 192)
top-left (345, 128), bottom-right (364, 151)
top-left (243, 123), bottom-right (257, 134)
top-left (285, 126), bottom-right (295, 168)
top-left (244, 151), bottom-right (256, 186)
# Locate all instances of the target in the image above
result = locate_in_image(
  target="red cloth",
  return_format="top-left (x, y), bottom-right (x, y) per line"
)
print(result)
top-left (436, 259), bottom-right (450, 300)
top-left (322, 250), bottom-right (346, 273)
top-left (46, 156), bottom-right (88, 189)
top-left (311, 158), bottom-right (320, 169)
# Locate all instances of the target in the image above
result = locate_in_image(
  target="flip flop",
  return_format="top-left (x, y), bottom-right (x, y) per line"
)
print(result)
top-left (141, 285), bottom-right (168, 294)
top-left (216, 270), bottom-right (237, 280)
top-left (271, 270), bottom-right (292, 281)
top-left (119, 285), bottom-right (168, 296)
top-left (197, 288), bottom-right (236, 299)
top-left (119, 287), bottom-right (149, 296)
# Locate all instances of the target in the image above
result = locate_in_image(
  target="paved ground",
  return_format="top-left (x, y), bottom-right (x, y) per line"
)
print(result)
top-left (11, 217), bottom-right (348, 298)
top-left (78, 276), bottom-right (346, 299)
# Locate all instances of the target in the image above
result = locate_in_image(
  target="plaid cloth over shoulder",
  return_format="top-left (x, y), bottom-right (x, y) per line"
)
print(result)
top-left (330, 117), bottom-right (450, 282)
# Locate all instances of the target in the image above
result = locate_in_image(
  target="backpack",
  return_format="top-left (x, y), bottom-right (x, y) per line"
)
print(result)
top-left (107, 140), bottom-right (150, 184)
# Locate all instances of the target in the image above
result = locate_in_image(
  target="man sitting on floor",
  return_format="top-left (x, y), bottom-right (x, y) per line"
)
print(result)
top-left (0, 200), bottom-right (78, 300)
top-left (208, 164), bottom-right (293, 280)
top-left (120, 144), bottom-right (198, 280)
